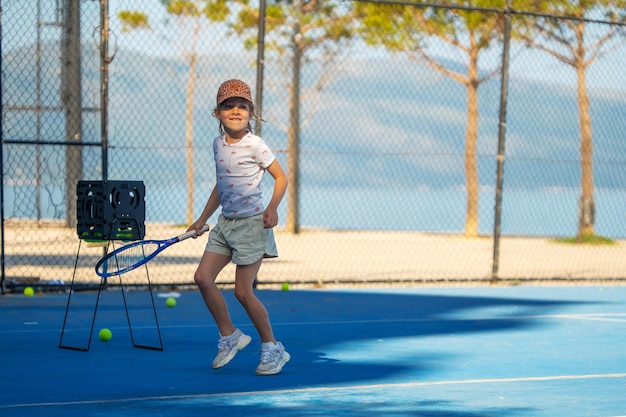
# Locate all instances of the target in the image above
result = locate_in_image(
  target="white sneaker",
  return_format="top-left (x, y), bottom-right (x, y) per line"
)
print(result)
top-left (255, 341), bottom-right (290, 375)
top-left (212, 328), bottom-right (251, 369)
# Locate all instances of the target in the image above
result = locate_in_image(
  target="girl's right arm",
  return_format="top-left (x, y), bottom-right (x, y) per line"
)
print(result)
top-left (188, 185), bottom-right (220, 234)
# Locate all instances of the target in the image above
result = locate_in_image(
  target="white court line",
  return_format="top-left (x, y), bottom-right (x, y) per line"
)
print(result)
top-left (2, 372), bottom-right (625, 409)
top-left (545, 314), bottom-right (626, 323)
top-left (271, 313), bottom-right (626, 326)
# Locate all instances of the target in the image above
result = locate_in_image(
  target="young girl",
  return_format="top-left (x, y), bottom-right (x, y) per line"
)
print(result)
top-left (187, 79), bottom-right (289, 375)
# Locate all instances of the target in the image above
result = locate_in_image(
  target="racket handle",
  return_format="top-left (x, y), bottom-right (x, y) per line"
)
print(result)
top-left (178, 224), bottom-right (210, 241)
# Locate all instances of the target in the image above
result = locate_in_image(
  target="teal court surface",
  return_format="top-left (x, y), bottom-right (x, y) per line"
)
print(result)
top-left (1, 285), bottom-right (625, 416)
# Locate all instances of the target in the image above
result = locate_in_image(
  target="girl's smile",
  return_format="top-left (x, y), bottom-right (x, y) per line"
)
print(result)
top-left (218, 99), bottom-right (253, 138)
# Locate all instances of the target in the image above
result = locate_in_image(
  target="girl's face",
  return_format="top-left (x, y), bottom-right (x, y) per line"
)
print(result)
top-left (216, 98), bottom-right (253, 135)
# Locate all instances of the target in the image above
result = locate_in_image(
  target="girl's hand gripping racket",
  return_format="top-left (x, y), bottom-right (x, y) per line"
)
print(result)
top-left (95, 225), bottom-right (210, 278)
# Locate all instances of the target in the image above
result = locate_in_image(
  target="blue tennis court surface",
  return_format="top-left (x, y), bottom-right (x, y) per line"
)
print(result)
top-left (1, 285), bottom-right (625, 416)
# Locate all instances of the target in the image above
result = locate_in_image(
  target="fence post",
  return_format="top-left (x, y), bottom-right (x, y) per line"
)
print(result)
top-left (100, 0), bottom-right (110, 182)
top-left (255, 0), bottom-right (266, 137)
top-left (0, 1), bottom-right (5, 294)
top-left (491, 0), bottom-right (513, 282)
top-left (62, 0), bottom-right (83, 229)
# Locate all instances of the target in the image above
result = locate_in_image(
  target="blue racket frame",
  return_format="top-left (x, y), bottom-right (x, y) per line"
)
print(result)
top-left (95, 225), bottom-right (209, 278)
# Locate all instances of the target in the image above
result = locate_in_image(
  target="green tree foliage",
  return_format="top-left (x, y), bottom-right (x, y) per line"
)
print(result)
top-left (118, 11), bottom-right (150, 32)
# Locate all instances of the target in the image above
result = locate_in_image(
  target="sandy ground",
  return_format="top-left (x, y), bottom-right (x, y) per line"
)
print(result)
top-left (3, 221), bottom-right (626, 290)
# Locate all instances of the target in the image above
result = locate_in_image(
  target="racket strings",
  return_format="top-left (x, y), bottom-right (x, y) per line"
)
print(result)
top-left (103, 242), bottom-right (161, 273)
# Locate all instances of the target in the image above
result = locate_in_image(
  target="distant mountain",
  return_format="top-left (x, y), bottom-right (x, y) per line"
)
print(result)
top-left (4, 43), bottom-right (626, 194)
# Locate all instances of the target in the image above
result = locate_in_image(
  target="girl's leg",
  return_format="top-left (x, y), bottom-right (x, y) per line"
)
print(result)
top-left (233, 258), bottom-right (275, 343)
top-left (194, 251), bottom-right (236, 336)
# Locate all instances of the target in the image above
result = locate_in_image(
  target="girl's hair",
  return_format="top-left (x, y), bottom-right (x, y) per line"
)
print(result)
top-left (216, 100), bottom-right (255, 134)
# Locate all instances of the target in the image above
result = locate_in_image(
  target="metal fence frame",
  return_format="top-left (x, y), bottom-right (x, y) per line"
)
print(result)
top-left (2, 0), bottom-right (626, 293)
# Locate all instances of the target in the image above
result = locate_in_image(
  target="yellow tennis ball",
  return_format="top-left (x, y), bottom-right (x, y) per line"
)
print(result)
top-left (23, 287), bottom-right (34, 297)
top-left (166, 297), bottom-right (176, 308)
top-left (99, 328), bottom-right (112, 342)
top-left (281, 282), bottom-right (290, 291)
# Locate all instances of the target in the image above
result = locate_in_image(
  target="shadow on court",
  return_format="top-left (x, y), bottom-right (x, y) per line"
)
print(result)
top-left (0, 286), bottom-right (620, 417)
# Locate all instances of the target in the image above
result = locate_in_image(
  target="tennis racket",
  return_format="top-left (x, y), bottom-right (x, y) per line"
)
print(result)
top-left (95, 225), bottom-right (210, 278)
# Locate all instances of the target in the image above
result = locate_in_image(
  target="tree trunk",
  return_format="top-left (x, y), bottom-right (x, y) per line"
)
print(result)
top-left (464, 59), bottom-right (480, 237)
top-left (185, 27), bottom-right (200, 226)
top-left (577, 60), bottom-right (594, 239)
top-left (286, 21), bottom-right (302, 234)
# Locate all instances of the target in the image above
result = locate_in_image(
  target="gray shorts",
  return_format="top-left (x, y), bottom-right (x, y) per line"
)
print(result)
top-left (205, 213), bottom-right (278, 265)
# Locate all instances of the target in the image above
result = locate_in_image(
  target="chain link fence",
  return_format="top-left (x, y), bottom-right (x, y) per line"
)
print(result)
top-left (3, 0), bottom-right (626, 292)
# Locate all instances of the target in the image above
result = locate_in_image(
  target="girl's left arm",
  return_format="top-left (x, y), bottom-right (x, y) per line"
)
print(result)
top-left (263, 159), bottom-right (288, 228)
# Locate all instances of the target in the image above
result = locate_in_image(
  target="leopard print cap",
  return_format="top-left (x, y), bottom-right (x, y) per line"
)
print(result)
top-left (216, 79), bottom-right (253, 106)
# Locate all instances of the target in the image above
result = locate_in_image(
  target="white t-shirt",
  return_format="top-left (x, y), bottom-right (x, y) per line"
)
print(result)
top-left (213, 132), bottom-right (276, 218)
